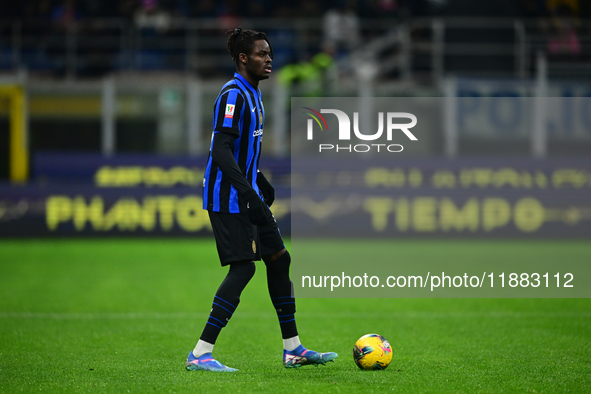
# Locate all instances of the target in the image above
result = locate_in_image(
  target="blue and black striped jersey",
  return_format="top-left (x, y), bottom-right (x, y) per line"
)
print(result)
top-left (203, 73), bottom-right (265, 213)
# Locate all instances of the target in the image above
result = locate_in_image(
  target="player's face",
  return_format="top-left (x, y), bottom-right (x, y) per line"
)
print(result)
top-left (245, 40), bottom-right (272, 81)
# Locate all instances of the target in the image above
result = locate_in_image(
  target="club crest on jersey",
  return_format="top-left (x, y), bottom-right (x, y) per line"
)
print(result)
top-left (225, 104), bottom-right (235, 119)
top-left (259, 110), bottom-right (263, 124)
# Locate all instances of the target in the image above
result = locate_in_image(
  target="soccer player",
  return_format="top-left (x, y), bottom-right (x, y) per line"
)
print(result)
top-left (185, 27), bottom-right (338, 372)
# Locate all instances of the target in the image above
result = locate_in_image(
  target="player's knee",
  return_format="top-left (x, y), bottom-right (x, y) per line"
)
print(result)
top-left (229, 260), bottom-right (256, 281)
top-left (264, 250), bottom-right (290, 272)
top-left (262, 248), bottom-right (287, 264)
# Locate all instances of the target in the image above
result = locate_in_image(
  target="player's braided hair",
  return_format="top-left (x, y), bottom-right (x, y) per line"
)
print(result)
top-left (226, 26), bottom-right (274, 64)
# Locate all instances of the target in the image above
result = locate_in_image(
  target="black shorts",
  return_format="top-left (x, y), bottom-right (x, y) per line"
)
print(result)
top-left (208, 210), bottom-right (285, 266)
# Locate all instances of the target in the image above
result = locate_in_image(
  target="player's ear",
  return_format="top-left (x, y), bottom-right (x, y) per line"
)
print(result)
top-left (238, 52), bottom-right (248, 65)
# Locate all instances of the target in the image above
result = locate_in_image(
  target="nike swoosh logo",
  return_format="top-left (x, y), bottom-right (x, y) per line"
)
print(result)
top-left (252, 108), bottom-right (256, 112)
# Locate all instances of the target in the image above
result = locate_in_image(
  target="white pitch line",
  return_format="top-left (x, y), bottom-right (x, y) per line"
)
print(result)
top-left (0, 311), bottom-right (589, 319)
top-left (0, 312), bottom-right (205, 320)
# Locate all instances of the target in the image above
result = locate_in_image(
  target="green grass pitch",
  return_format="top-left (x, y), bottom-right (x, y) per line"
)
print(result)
top-left (0, 238), bottom-right (590, 393)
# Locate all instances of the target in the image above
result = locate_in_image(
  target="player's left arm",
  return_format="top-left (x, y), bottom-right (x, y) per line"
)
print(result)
top-left (256, 170), bottom-right (275, 207)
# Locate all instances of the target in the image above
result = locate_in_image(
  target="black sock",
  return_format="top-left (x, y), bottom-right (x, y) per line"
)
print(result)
top-left (200, 261), bottom-right (256, 344)
top-left (265, 251), bottom-right (298, 339)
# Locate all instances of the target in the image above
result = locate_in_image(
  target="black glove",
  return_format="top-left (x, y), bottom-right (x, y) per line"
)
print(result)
top-left (256, 170), bottom-right (275, 207)
top-left (242, 189), bottom-right (271, 226)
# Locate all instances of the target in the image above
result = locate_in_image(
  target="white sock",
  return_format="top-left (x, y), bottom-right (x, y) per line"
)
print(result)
top-left (193, 340), bottom-right (214, 357)
top-left (283, 335), bottom-right (301, 351)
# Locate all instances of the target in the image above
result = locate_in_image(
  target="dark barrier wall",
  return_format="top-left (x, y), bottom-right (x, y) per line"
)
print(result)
top-left (0, 153), bottom-right (290, 237)
top-left (0, 153), bottom-right (589, 237)
top-left (33, 153), bottom-right (291, 187)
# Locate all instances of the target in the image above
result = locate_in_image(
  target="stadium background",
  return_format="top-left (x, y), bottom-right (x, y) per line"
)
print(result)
top-left (1, 0), bottom-right (590, 392)
top-left (2, 0), bottom-right (591, 237)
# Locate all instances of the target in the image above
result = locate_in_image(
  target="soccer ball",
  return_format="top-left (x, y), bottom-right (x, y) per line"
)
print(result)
top-left (353, 334), bottom-right (393, 370)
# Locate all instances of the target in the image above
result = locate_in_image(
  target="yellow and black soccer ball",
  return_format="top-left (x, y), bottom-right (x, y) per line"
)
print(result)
top-left (353, 334), bottom-right (393, 370)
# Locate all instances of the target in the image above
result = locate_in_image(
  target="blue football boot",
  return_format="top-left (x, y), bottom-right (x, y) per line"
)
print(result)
top-left (185, 351), bottom-right (238, 372)
top-left (283, 345), bottom-right (338, 368)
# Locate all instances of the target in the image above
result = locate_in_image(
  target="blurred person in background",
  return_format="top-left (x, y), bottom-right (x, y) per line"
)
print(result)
top-left (51, 0), bottom-right (83, 26)
top-left (546, 0), bottom-right (582, 56)
top-left (134, 0), bottom-right (172, 33)
top-left (323, 0), bottom-right (361, 57)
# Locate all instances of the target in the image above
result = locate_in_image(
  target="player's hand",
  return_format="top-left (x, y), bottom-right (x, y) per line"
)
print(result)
top-left (242, 189), bottom-right (271, 226)
top-left (256, 170), bottom-right (275, 207)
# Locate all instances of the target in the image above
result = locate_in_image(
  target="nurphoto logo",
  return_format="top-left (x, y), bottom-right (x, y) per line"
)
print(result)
top-left (303, 107), bottom-right (418, 153)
